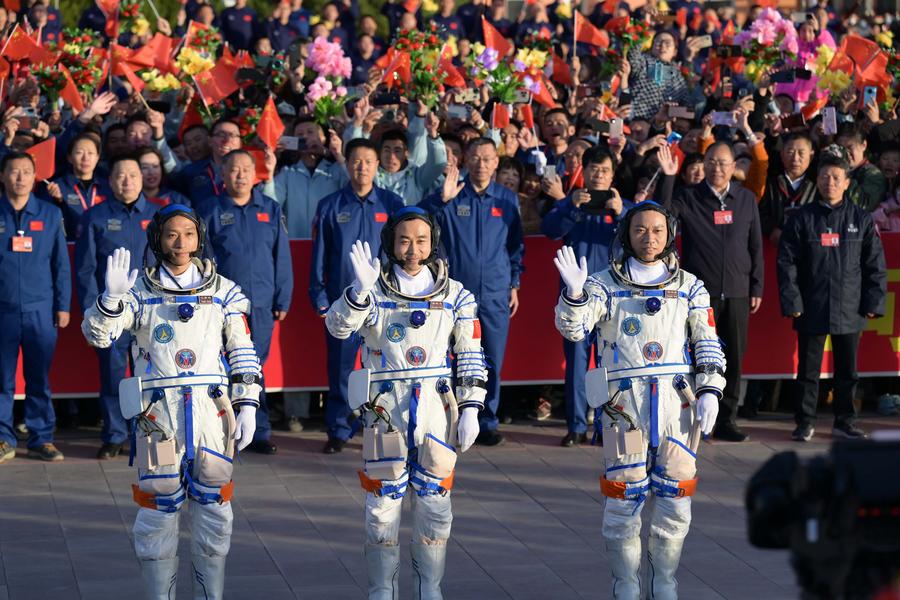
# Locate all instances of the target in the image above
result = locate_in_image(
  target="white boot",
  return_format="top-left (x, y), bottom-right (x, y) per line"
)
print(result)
top-left (366, 544), bottom-right (400, 600)
top-left (191, 555), bottom-right (226, 600)
top-left (605, 537), bottom-right (642, 600)
top-left (410, 542), bottom-right (446, 600)
top-left (647, 536), bottom-right (684, 599)
top-left (140, 557), bottom-right (178, 600)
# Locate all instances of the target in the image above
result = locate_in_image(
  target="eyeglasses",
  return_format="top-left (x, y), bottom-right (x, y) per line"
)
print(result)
top-left (213, 132), bottom-right (241, 141)
top-left (704, 159), bottom-right (734, 169)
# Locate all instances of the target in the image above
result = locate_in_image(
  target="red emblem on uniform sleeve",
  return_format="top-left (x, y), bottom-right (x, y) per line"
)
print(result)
top-left (472, 319), bottom-right (482, 339)
top-left (707, 308), bottom-right (716, 327)
top-left (375, 212), bottom-right (388, 222)
top-left (30, 220), bottom-right (43, 231)
top-left (256, 212), bottom-right (270, 222)
top-left (243, 14), bottom-right (252, 21)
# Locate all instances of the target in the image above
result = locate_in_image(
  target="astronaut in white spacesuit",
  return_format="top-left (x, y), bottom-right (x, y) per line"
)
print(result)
top-left (325, 206), bottom-right (487, 600)
top-left (554, 201), bottom-right (726, 599)
top-left (82, 204), bottom-right (261, 600)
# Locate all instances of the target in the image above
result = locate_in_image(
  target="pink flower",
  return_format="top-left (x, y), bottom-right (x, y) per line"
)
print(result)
top-left (734, 30), bottom-right (752, 47)
top-left (782, 36), bottom-right (799, 55)
top-left (336, 86), bottom-right (348, 97)
top-left (758, 8), bottom-right (780, 23)
top-left (754, 21), bottom-right (777, 45)
top-left (307, 76), bottom-right (334, 103)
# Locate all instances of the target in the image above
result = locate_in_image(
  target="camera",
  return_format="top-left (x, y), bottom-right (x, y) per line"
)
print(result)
top-left (746, 439), bottom-right (900, 599)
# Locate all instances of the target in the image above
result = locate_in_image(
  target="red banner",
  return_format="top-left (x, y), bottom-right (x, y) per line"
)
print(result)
top-left (16, 235), bottom-right (900, 397)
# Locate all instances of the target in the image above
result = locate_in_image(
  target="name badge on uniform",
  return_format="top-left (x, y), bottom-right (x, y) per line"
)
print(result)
top-left (713, 210), bottom-right (733, 225)
top-left (12, 236), bottom-right (33, 252)
top-left (336, 212), bottom-right (352, 224)
top-left (456, 205), bottom-right (471, 217)
top-left (198, 296), bottom-right (213, 304)
top-left (66, 194), bottom-right (81, 206)
top-left (821, 233), bottom-right (840, 247)
top-left (107, 218), bottom-right (122, 231)
top-left (220, 212), bottom-right (235, 226)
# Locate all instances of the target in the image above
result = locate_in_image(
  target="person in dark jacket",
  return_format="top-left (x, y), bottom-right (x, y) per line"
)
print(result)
top-left (758, 132), bottom-right (818, 245)
top-left (777, 145), bottom-right (886, 442)
top-left (658, 142), bottom-right (764, 442)
top-left (836, 123), bottom-right (889, 213)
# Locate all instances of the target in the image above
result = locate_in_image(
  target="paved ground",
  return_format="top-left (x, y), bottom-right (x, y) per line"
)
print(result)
top-left (0, 411), bottom-right (898, 600)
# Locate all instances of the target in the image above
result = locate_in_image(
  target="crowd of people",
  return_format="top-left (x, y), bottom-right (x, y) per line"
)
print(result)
top-left (1, 0), bottom-right (898, 597)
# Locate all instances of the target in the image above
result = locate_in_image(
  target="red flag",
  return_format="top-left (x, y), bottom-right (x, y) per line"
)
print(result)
top-left (439, 58), bottom-right (465, 88)
top-left (601, 0), bottom-right (616, 14)
top-left (178, 97), bottom-right (205, 140)
top-left (58, 64), bottom-right (85, 112)
top-left (689, 11), bottom-right (703, 30)
top-left (0, 57), bottom-right (9, 81)
top-left (257, 96), bottom-right (284, 150)
top-left (800, 96), bottom-right (828, 120)
top-left (110, 43), bottom-right (147, 92)
top-left (757, 0), bottom-right (777, 6)
top-left (533, 75), bottom-right (558, 108)
top-left (566, 163), bottom-right (583, 193)
top-left (492, 103), bottom-right (510, 129)
top-left (194, 60), bottom-right (239, 104)
top-left (482, 16), bottom-right (513, 58)
top-left (183, 21), bottom-right (210, 48)
top-left (675, 8), bottom-right (687, 28)
top-left (375, 47), bottom-right (395, 70)
top-left (839, 34), bottom-right (882, 69)
top-left (98, 0), bottom-right (121, 38)
top-left (402, 0), bottom-right (420, 13)
top-left (551, 53), bottom-right (574, 87)
top-left (132, 33), bottom-right (176, 73)
top-left (520, 104), bottom-right (534, 129)
top-left (382, 50), bottom-right (411, 88)
top-left (603, 17), bottom-right (629, 34)
top-left (246, 148), bottom-right (270, 184)
top-left (3, 0), bottom-right (20, 12)
top-left (722, 20), bottom-right (735, 44)
top-left (25, 137), bottom-right (55, 181)
top-left (575, 12), bottom-right (610, 48)
top-left (3, 26), bottom-right (41, 61)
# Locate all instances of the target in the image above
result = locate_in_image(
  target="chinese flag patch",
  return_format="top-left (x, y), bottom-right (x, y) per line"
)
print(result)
top-left (256, 212), bottom-right (270, 222)
top-left (491, 207), bottom-right (503, 217)
top-left (472, 319), bottom-right (482, 339)
top-left (375, 212), bottom-right (388, 223)
top-left (141, 219), bottom-right (150, 230)
top-left (29, 220), bottom-right (44, 231)
top-left (707, 308), bottom-right (716, 327)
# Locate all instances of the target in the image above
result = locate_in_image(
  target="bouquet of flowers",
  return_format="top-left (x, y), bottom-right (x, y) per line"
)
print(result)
top-left (141, 68), bottom-right (182, 92)
top-left (521, 31), bottom-right (552, 57)
top-left (466, 43), bottom-right (527, 104)
top-left (596, 17), bottom-right (652, 82)
top-left (391, 24), bottom-right (447, 109)
top-left (175, 24), bottom-right (222, 75)
top-left (304, 36), bottom-right (352, 127)
top-left (733, 8), bottom-right (799, 84)
top-left (119, 1), bottom-right (150, 37)
top-left (32, 66), bottom-right (67, 105)
top-left (813, 44), bottom-right (852, 99)
top-left (236, 105), bottom-right (262, 144)
top-left (56, 28), bottom-right (104, 99)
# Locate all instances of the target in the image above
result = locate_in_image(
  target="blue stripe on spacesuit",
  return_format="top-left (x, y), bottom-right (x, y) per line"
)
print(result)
top-left (610, 290), bottom-right (689, 299)
top-left (408, 383), bottom-right (420, 450)
top-left (376, 301), bottom-right (454, 310)
top-left (183, 387), bottom-right (195, 461)
top-left (649, 379), bottom-right (659, 448)
top-left (142, 296), bottom-right (224, 305)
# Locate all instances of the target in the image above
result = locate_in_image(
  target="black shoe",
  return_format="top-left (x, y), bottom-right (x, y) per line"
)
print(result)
top-left (561, 432), bottom-right (588, 447)
top-left (97, 443), bottom-right (123, 460)
top-left (247, 440), bottom-right (278, 455)
top-left (712, 423), bottom-right (748, 442)
top-left (832, 422), bottom-right (867, 439)
top-left (791, 424), bottom-right (815, 442)
top-left (323, 437), bottom-right (346, 454)
top-left (475, 430), bottom-right (505, 447)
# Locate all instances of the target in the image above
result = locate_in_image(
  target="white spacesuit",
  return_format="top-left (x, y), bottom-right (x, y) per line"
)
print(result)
top-left (326, 207), bottom-right (487, 600)
top-left (82, 205), bottom-right (261, 600)
top-left (554, 202), bottom-right (726, 599)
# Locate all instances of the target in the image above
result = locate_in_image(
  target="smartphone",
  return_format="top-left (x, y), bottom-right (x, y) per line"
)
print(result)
top-left (862, 86), bottom-right (878, 107)
top-left (770, 69), bottom-right (797, 84)
top-left (576, 85), bottom-right (599, 99)
top-left (583, 189), bottom-right (613, 215)
top-left (822, 106), bottom-right (838, 136)
top-left (767, 99), bottom-right (782, 117)
top-left (693, 35), bottom-right (713, 49)
top-left (447, 104), bottom-right (469, 119)
top-left (780, 112), bottom-right (806, 130)
top-left (794, 68), bottom-right (813, 80)
top-left (513, 89), bottom-right (531, 104)
top-left (371, 90), bottom-right (401, 107)
top-left (16, 116), bottom-right (36, 130)
top-left (715, 45), bottom-right (742, 59)
top-left (618, 91), bottom-right (633, 106)
top-left (651, 63), bottom-right (666, 85)
top-left (791, 11), bottom-right (810, 24)
top-left (666, 131), bottom-right (683, 145)
top-left (455, 88), bottom-right (478, 103)
top-left (608, 118), bottom-right (623, 141)
top-left (669, 106), bottom-right (695, 120)
top-left (279, 136), bottom-right (306, 151)
top-left (544, 165), bottom-right (557, 180)
top-left (712, 111), bottom-right (738, 127)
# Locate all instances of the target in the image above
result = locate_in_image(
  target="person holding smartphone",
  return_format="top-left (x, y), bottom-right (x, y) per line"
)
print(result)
top-left (541, 147), bottom-right (634, 446)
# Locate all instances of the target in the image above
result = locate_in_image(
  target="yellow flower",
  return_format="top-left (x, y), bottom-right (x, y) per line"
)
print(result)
top-left (472, 42), bottom-right (486, 57)
top-left (309, 15), bottom-right (321, 26)
top-left (422, 0), bottom-right (438, 14)
top-left (817, 70), bottom-right (851, 96)
top-left (641, 37), bottom-right (652, 52)
top-left (175, 47), bottom-right (215, 76)
top-left (814, 44), bottom-right (835, 76)
top-left (876, 30), bottom-right (893, 49)
top-left (63, 43), bottom-right (81, 55)
top-left (658, 0), bottom-right (670, 11)
top-left (131, 17), bottom-right (150, 37)
top-left (445, 35), bottom-right (459, 57)
top-left (555, 1), bottom-right (572, 20)
top-left (745, 62), bottom-right (759, 82)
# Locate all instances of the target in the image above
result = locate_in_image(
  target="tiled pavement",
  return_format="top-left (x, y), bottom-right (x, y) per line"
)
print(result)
top-left (1, 412), bottom-right (898, 599)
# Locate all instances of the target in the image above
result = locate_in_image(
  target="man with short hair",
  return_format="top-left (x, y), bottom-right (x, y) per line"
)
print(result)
top-left (758, 132), bottom-right (818, 245)
top-left (659, 142), bottom-right (763, 442)
top-left (777, 145), bottom-right (886, 442)
top-left (0, 152), bottom-right (71, 463)
top-left (542, 147), bottom-right (633, 446)
top-left (311, 138), bottom-right (405, 454)
top-left (197, 149), bottom-right (293, 454)
top-left (836, 123), bottom-right (889, 212)
top-left (420, 138), bottom-right (524, 446)
top-left (75, 154), bottom-right (163, 459)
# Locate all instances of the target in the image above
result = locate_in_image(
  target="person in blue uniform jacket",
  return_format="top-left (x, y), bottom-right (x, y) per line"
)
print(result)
top-left (196, 149), bottom-right (293, 455)
top-left (541, 146), bottom-right (633, 447)
top-left (220, 0), bottom-right (259, 50)
top-left (42, 134), bottom-right (113, 241)
top-left (0, 152), bottom-right (71, 464)
top-left (309, 138), bottom-right (405, 454)
top-left (420, 137), bottom-right (524, 446)
top-left (75, 155), bottom-right (163, 460)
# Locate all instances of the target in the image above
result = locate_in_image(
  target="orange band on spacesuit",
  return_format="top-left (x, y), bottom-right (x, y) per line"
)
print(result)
top-left (600, 477), bottom-right (629, 499)
top-left (132, 484), bottom-right (158, 509)
top-left (439, 471), bottom-right (455, 491)
top-left (358, 470), bottom-right (383, 493)
top-left (676, 478), bottom-right (697, 497)
top-left (218, 481), bottom-right (234, 503)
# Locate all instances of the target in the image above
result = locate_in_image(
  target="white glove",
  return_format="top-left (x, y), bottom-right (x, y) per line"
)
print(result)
top-left (456, 407), bottom-right (480, 453)
top-left (349, 240), bottom-right (381, 303)
top-left (233, 406), bottom-right (257, 452)
top-left (553, 246), bottom-right (589, 300)
top-left (102, 247), bottom-right (139, 307)
top-left (696, 393), bottom-right (719, 436)
top-left (533, 149), bottom-right (548, 176)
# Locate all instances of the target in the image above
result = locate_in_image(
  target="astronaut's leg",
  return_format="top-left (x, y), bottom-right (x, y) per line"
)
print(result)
top-left (410, 491), bottom-right (453, 600)
top-left (647, 498), bottom-right (691, 600)
top-left (189, 500), bottom-right (233, 600)
top-left (132, 467), bottom-right (186, 600)
top-left (364, 483), bottom-right (405, 600)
